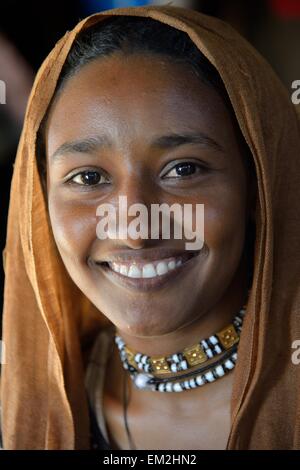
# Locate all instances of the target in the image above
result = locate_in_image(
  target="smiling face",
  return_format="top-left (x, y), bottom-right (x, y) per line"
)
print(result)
top-left (45, 52), bottom-right (252, 338)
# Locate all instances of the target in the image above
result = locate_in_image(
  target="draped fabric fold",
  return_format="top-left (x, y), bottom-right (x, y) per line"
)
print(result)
top-left (1, 5), bottom-right (300, 449)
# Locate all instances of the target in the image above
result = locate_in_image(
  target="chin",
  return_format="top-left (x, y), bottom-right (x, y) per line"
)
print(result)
top-left (116, 309), bottom-right (190, 338)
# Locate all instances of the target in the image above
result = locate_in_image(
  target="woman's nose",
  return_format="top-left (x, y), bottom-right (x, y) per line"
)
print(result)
top-left (125, 180), bottom-right (155, 244)
top-left (100, 176), bottom-right (161, 248)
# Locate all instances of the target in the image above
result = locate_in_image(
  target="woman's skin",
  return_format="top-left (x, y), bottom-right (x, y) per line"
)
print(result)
top-left (45, 53), bottom-right (255, 449)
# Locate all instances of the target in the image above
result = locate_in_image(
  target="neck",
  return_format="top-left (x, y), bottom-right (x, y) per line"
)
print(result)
top-left (114, 262), bottom-right (249, 358)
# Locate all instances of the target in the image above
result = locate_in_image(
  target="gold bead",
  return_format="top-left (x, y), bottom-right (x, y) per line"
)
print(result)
top-left (183, 344), bottom-right (207, 366)
top-left (217, 324), bottom-right (239, 349)
top-left (150, 356), bottom-right (170, 375)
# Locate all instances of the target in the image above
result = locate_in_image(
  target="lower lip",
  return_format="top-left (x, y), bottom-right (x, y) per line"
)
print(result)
top-left (94, 252), bottom-right (203, 292)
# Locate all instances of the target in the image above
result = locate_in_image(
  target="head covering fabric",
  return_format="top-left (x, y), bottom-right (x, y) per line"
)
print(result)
top-left (1, 4), bottom-right (300, 450)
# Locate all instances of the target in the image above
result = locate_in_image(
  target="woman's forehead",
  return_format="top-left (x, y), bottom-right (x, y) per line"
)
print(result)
top-left (46, 54), bottom-right (237, 158)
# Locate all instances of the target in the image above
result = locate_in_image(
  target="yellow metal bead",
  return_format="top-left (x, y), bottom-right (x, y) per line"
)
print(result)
top-left (217, 324), bottom-right (239, 349)
top-left (150, 356), bottom-right (170, 375)
top-left (183, 344), bottom-right (207, 366)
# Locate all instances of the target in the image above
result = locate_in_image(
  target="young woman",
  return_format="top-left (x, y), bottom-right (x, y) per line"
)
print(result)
top-left (1, 5), bottom-right (300, 450)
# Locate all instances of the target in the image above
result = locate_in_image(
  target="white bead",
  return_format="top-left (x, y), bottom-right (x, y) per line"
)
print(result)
top-left (189, 379), bottom-right (197, 388)
top-left (201, 340), bottom-right (208, 349)
top-left (166, 382), bottom-right (173, 392)
top-left (215, 365), bottom-right (225, 377)
top-left (224, 359), bottom-right (234, 370)
top-left (158, 383), bottom-right (165, 392)
top-left (214, 345), bottom-right (222, 354)
top-left (209, 335), bottom-right (218, 345)
top-left (232, 352), bottom-right (237, 361)
top-left (205, 371), bottom-right (215, 382)
top-left (115, 337), bottom-right (124, 347)
top-left (173, 382), bottom-right (183, 392)
top-left (172, 354), bottom-right (180, 363)
top-left (180, 360), bottom-right (188, 370)
top-left (183, 380), bottom-right (190, 389)
top-left (134, 373), bottom-right (152, 389)
top-left (141, 355), bottom-right (148, 364)
top-left (206, 348), bottom-right (213, 358)
top-left (196, 375), bottom-right (205, 386)
top-left (171, 363), bottom-right (178, 373)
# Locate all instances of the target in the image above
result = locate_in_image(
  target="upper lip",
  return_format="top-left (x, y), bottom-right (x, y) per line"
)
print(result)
top-left (95, 247), bottom-right (201, 265)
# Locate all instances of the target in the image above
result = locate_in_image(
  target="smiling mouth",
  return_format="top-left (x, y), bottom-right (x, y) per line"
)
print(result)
top-left (95, 250), bottom-right (202, 291)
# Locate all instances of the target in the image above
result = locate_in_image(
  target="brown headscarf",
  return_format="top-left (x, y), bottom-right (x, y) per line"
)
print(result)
top-left (1, 4), bottom-right (300, 450)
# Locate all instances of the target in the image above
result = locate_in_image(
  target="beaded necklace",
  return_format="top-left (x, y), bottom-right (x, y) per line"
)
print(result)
top-left (115, 305), bottom-right (245, 393)
top-left (117, 303), bottom-right (246, 450)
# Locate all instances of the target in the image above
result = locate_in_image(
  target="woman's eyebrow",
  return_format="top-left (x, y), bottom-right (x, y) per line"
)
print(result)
top-left (50, 131), bottom-right (224, 161)
top-left (152, 132), bottom-right (224, 153)
top-left (50, 135), bottom-right (112, 161)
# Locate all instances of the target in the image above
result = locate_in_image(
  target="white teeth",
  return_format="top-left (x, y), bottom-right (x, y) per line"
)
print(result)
top-left (128, 265), bottom-right (142, 278)
top-left (120, 265), bottom-right (128, 276)
top-left (142, 263), bottom-right (157, 278)
top-left (112, 262), bottom-right (120, 273)
top-left (109, 255), bottom-right (191, 279)
top-left (156, 261), bottom-right (168, 276)
top-left (168, 260), bottom-right (176, 270)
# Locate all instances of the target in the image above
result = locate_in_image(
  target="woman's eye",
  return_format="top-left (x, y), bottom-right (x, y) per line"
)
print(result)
top-left (162, 161), bottom-right (206, 179)
top-left (68, 170), bottom-right (109, 186)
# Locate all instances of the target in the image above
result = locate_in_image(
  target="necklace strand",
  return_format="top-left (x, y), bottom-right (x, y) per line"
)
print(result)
top-left (117, 306), bottom-right (245, 393)
top-left (121, 302), bottom-right (247, 448)
top-left (116, 309), bottom-right (244, 378)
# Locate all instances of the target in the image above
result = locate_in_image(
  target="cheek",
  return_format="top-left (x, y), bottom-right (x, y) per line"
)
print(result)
top-left (48, 193), bottom-right (97, 266)
top-left (202, 180), bottom-right (247, 260)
